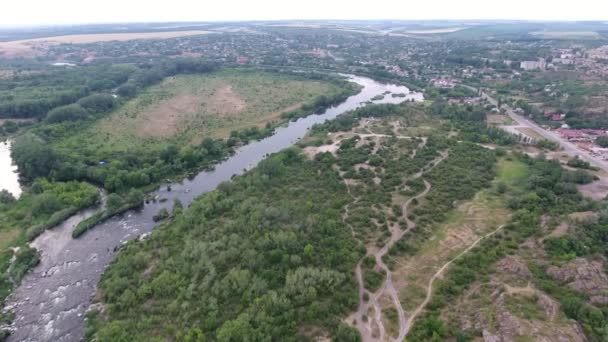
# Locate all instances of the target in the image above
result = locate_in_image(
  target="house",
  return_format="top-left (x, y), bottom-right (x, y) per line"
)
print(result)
top-left (553, 58), bottom-right (575, 65)
top-left (556, 128), bottom-right (608, 142)
top-left (544, 112), bottom-right (565, 121)
top-left (236, 56), bottom-right (249, 64)
top-left (556, 128), bottom-right (584, 139)
top-left (520, 58), bottom-right (546, 71)
top-left (432, 78), bottom-right (455, 89)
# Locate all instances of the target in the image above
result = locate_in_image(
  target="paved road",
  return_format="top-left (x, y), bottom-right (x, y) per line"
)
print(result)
top-left (478, 90), bottom-right (608, 171)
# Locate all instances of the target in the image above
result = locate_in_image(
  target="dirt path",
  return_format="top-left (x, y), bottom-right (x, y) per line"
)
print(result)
top-left (350, 146), bottom-right (448, 341)
top-left (403, 224), bottom-right (506, 337)
top-left (357, 133), bottom-right (413, 140)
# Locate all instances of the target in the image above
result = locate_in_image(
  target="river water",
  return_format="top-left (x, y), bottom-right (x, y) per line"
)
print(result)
top-left (5, 75), bottom-right (422, 342)
top-left (0, 141), bottom-right (22, 198)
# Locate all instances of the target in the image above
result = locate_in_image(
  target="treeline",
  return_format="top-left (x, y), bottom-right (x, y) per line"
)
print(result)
top-left (0, 63), bottom-right (133, 119)
top-left (87, 149), bottom-right (362, 341)
top-left (11, 132), bottom-right (230, 193)
top-left (0, 58), bottom-right (217, 120)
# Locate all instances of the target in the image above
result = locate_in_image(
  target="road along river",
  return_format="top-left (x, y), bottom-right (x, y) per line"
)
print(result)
top-left (5, 75), bottom-right (423, 342)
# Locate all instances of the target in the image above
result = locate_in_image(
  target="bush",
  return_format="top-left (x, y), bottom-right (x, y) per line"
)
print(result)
top-left (77, 93), bottom-right (116, 113)
top-left (116, 84), bottom-right (137, 98)
top-left (153, 208), bottom-right (170, 222)
top-left (46, 104), bottom-right (88, 123)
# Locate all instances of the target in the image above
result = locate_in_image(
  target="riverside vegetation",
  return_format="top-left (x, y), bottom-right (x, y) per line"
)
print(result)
top-left (85, 99), bottom-right (603, 341)
top-left (0, 60), bottom-right (358, 338)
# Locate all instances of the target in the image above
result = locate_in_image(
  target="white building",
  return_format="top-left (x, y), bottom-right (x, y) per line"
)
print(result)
top-left (520, 58), bottom-right (546, 71)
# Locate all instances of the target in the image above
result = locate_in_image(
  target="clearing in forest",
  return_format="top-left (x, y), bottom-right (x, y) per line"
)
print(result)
top-left (57, 69), bottom-right (345, 153)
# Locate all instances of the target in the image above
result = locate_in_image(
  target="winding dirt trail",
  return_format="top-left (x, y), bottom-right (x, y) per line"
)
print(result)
top-left (403, 224), bottom-right (507, 337)
top-left (349, 146), bottom-right (448, 341)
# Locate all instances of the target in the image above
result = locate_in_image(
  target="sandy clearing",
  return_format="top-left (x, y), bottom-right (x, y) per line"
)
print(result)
top-left (568, 211), bottom-right (599, 223)
top-left (515, 127), bottom-right (545, 141)
top-left (0, 30), bottom-right (214, 57)
top-left (578, 175), bottom-right (608, 200)
top-left (546, 222), bottom-right (569, 240)
top-left (207, 85), bottom-right (247, 115)
top-left (138, 83), bottom-right (247, 139)
top-left (303, 143), bottom-right (340, 159)
top-left (139, 93), bottom-right (202, 138)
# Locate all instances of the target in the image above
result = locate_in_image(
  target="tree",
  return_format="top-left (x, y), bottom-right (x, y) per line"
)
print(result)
top-left (106, 193), bottom-right (123, 211)
top-left (334, 324), bottom-right (361, 342)
top-left (216, 315), bottom-right (255, 342)
top-left (182, 328), bottom-right (206, 342)
top-left (46, 104), bottom-right (88, 123)
top-left (31, 193), bottom-right (61, 216)
top-left (0, 190), bottom-right (15, 204)
top-left (596, 136), bottom-right (608, 148)
top-left (78, 93), bottom-right (116, 113)
top-left (116, 84), bottom-right (137, 98)
top-left (11, 134), bottom-right (58, 181)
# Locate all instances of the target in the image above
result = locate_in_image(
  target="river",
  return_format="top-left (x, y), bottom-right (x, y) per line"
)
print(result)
top-left (0, 141), bottom-right (22, 199)
top-left (5, 75), bottom-right (422, 341)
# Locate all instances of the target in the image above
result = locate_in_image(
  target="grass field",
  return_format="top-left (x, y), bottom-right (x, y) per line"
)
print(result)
top-left (55, 69), bottom-right (347, 154)
top-left (497, 158), bottom-right (529, 183)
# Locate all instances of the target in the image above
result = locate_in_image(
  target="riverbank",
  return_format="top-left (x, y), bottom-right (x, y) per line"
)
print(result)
top-left (4, 75), bottom-right (421, 341)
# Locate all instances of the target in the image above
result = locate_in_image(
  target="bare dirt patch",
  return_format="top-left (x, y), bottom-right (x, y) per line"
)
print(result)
top-left (578, 175), bottom-right (608, 200)
top-left (303, 143), bottom-right (340, 159)
top-left (515, 127), bottom-right (546, 141)
top-left (546, 222), bottom-right (570, 239)
top-left (567, 211), bottom-right (599, 223)
top-left (139, 93), bottom-right (202, 138)
top-left (487, 114), bottom-right (511, 125)
top-left (206, 85), bottom-right (247, 115)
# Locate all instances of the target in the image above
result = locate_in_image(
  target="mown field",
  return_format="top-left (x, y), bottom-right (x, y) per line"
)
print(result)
top-left (55, 69), bottom-right (348, 154)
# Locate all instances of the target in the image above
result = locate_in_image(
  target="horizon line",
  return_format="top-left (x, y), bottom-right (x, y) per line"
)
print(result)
top-left (1, 18), bottom-right (607, 30)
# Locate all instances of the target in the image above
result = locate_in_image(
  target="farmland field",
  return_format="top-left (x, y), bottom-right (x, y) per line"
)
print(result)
top-left (0, 31), bottom-right (213, 57)
top-left (530, 30), bottom-right (601, 39)
top-left (54, 69), bottom-right (351, 154)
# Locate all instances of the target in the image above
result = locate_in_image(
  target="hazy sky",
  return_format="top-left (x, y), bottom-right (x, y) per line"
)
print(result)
top-left (2, 0), bottom-right (608, 27)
